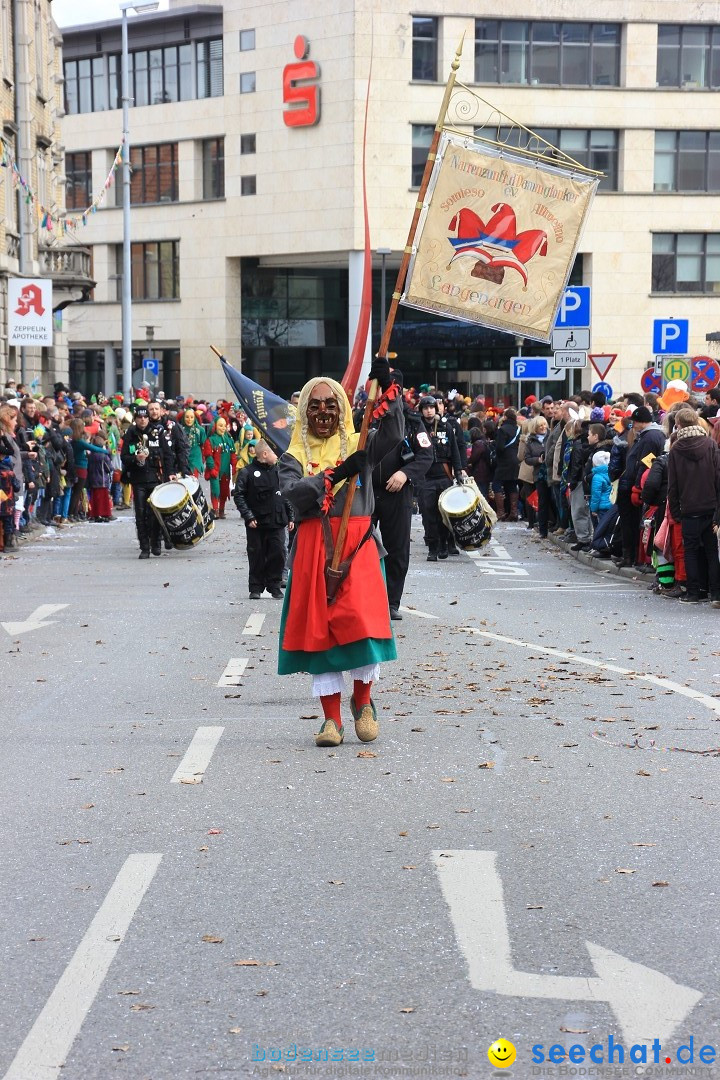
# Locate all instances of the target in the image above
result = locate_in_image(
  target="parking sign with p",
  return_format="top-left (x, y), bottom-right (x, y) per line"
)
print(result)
top-left (653, 319), bottom-right (689, 355)
top-left (554, 287), bottom-right (591, 328)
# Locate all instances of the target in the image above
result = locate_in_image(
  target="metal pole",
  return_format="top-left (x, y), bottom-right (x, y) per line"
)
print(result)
top-left (381, 252), bottom-right (386, 322)
top-left (13, 0), bottom-right (32, 386)
top-left (121, 6), bottom-right (132, 403)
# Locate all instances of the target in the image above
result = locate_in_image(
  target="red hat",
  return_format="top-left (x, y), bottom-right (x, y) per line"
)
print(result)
top-left (524, 395), bottom-right (537, 406)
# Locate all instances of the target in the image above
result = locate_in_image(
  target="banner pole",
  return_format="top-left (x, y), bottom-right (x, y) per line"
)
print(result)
top-left (329, 34), bottom-right (467, 575)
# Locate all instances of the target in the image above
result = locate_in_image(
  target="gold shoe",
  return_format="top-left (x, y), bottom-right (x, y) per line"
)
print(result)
top-left (315, 719), bottom-right (344, 747)
top-left (351, 696), bottom-right (379, 743)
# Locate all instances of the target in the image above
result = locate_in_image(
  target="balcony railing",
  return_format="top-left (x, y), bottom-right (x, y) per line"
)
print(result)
top-left (39, 243), bottom-right (93, 282)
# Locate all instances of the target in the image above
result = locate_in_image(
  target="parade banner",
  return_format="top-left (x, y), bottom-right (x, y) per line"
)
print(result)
top-left (216, 352), bottom-right (293, 454)
top-left (402, 133), bottom-right (598, 343)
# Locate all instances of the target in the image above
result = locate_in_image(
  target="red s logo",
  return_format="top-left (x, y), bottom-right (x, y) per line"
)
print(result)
top-left (283, 35), bottom-right (320, 128)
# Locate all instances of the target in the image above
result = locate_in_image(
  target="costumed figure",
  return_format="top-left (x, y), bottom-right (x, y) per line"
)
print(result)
top-left (182, 407), bottom-right (207, 477)
top-left (277, 359), bottom-right (403, 748)
top-left (236, 419), bottom-right (261, 467)
top-left (203, 417), bottom-right (237, 518)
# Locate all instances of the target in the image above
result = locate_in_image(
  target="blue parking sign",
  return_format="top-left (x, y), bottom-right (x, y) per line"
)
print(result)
top-left (653, 319), bottom-right (688, 355)
top-left (143, 358), bottom-right (159, 376)
top-left (554, 287), bottom-right (591, 328)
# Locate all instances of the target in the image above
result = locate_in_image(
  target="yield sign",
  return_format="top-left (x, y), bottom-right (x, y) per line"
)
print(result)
top-left (589, 353), bottom-right (617, 380)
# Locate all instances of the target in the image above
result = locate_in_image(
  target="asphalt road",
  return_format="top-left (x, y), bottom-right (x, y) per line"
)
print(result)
top-left (1, 508), bottom-right (719, 1080)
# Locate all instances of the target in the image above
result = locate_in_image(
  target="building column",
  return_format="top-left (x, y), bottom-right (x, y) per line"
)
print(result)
top-left (348, 251), bottom-right (371, 388)
top-left (104, 344), bottom-right (117, 397)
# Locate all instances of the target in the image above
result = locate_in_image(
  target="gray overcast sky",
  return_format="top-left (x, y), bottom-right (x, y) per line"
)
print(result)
top-left (52, 0), bottom-right (169, 29)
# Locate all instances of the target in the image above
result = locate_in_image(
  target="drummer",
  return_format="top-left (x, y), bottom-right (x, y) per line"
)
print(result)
top-left (120, 403), bottom-right (177, 559)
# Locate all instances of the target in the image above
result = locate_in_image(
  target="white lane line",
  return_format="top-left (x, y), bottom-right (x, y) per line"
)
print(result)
top-left (462, 627), bottom-right (720, 716)
top-left (217, 657), bottom-right (248, 687)
top-left (3, 853), bottom-right (162, 1080)
top-left (170, 726), bottom-right (225, 783)
top-left (243, 612), bottom-right (265, 636)
top-left (399, 606), bottom-right (438, 620)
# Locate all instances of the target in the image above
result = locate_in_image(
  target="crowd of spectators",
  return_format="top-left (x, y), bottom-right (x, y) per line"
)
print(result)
top-left (3, 375), bottom-right (720, 608)
top-left (0, 379), bottom-right (262, 553)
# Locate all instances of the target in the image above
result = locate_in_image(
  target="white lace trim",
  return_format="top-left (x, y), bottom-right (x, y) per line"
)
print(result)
top-left (311, 664), bottom-right (380, 698)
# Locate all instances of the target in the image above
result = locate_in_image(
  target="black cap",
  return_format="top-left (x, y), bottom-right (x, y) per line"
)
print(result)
top-left (632, 406), bottom-right (653, 423)
top-left (134, 404), bottom-right (149, 418)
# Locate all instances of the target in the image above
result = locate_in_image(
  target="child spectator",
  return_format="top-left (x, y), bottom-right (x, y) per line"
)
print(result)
top-left (87, 435), bottom-right (114, 522)
top-left (233, 439), bottom-right (294, 599)
top-left (589, 450), bottom-right (612, 520)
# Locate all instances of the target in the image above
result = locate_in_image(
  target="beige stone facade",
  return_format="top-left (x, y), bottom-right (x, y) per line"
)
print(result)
top-left (59, 0), bottom-right (720, 402)
top-left (1, 0), bottom-right (93, 389)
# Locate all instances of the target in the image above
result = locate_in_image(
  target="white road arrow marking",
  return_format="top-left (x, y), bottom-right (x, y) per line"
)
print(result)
top-left (433, 850), bottom-right (702, 1044)
top-left (1, 604), bottom-right (68, 635)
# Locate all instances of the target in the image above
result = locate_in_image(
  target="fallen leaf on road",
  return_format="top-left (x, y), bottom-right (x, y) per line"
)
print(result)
top-left (630, 842), bottom-right (656, 847)
top-left (477, 761), bottom-right (495, 769)
top-left (328, 880), bottom-right (345, 886)
top-left (399, 1007), bottom-right (415, 1013)
top-left (117, 990), bottom-right (140, 995)
top-left (107, 767), bottom-right (124, 774)
top-left (81, 803), bottom-right (94, 810)
top-left (440, 777), bottom-right (456, 783)
top-left (426, 824), bottom-right (440, 830)
top-left (560, 1027), bottom-right (589, 1034)
top-left (181, 777), bottom-right (201, 785)
top-left (526, 905), bottom-right (544, 910)
top-left (652, 880), bottom-right (670, 887)
top-left (615, 868), bottom-right (637, 874)
top-left (198, 845), bottom-right (209, 852)
top-left (402, 865), bottom-right (417, 870)
top-left (256, 989), bottom-right (269, 997)
top-left (163, 582), bottom-right (170, 587)
top-left (398, 831), bottom-right (408, 837)
top-left (129, 1003), bottom-right (155, 1011)
top-left (207, 829), bottom-right (222, 835)
top-left (112, 1045), bottom-right (130, 1052)
top-left (28, 936), bottom-right (47, 941)
top-left (357, 750), bottom-right (377, 758)
top-left (410, 727), bottom-right (425, 732)
top-left (636, 769), bottom-right (652, 777)
top-left (201, 935), bottom-right (223, 943)
top-left (455, 808), bottom-right (474, 813)
top-left (229, 1028), bottom-right (242, 1034)
top-left (233, 959), bottom-right (260, 966)
top-left (300, 714), bottom-right (319, 720)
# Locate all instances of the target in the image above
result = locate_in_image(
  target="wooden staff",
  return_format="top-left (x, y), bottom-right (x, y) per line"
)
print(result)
top-left (330, 34), bottom-right (466, 572)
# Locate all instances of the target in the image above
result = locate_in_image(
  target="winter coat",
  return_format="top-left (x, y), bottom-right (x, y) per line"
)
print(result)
top-left (590, 465), bottom-right (613, 513)
top-left (523, 433), bottom-right (548, 481)
top-left (667, 433), bottom-right (720, 521)
top-left (494, 420), bottom-right (521, 484)
top-left (609, 433), bottom-right (629, 485)
top-left (233, 460), bottom-right (293, 529)
top-left (642, 453), bottom-right (668, 516)
top-left (468, 438), bottom-right (494, 487)
top-left (87, 451), bottom-right (113, 489)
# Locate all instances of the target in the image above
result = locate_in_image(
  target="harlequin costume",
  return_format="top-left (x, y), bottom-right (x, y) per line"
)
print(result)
top-left (182, 409), bottom-right (207, 477)
top-left (277, 366), bottom-right (403, 747)
top-left (203, 418), bottom-right (237, 518)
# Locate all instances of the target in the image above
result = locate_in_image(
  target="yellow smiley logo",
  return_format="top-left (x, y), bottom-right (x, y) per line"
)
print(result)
top-left (488, 1039), bottom-right (516, 1069)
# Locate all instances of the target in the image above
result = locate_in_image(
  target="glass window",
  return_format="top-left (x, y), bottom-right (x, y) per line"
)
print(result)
top-left (179, 44), bottom-right (193, 100)
top-left (412, 16), bottom-right (438, 81)
top-left (652, 233), bottom-right (720, 292)
top-left (501, 21), bottom-right (528, 84)
top-left (64, 60), bottom-right (79, 114)
top-left (108, 54), bottom-right (120, 110)
top-left (656, 25), bottom-right (720, 87)
top-left (65, 151), bottom-right (92, 210)
top-left (411, 124), bottom-right (433, 188)
top-left (491, 126), bottom-right (618, 190)
top-left (240, 72), bottom-right (256, 93)
top-left (654, 131), bottom-right (720, 191)
top-left (197, 38), bottom-right (223, 97)
top-left (134, 50), bottom-right (148, 106)
top-left (202, 138), bottom-right (225, 199)
top-left (240, 29), bottom-right (255, 51)
top-left (119, 241), bottom-right (180, 300)
top-left (78, 58), bottom-right (92, 113)
top-left (241, 175), bottom-right (257, 196)
top-left (240, 133), bottom-right (256, 155)
top-left (127, 143), bottom-right (178, 204)
top-left (475, 18), bottom-right (620, 86)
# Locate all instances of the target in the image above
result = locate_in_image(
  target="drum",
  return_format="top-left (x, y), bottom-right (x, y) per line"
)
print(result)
top-left (149, 481), bottom-right (205, 548)
top-left (438, 482), bottom-right (493, 551)
top-left (180, 476), bottom-right (214, 537)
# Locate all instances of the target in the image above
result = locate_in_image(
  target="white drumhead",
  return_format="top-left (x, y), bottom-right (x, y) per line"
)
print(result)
top-left (150, 481), bottom-right (188, 510)
top-left (180, 476), bottom-right (200, 496)
top-left (439, 485), bottom-right (477, 515)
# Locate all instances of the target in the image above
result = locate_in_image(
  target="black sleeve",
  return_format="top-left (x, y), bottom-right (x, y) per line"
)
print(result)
top-left (233, 467), bottom-right (255, 523)
top-left (173, 424), bottom-right (189, 474)
top-left (448, 424), bottom-right (463, 473)
top-left (402, 424), bottom-right (433, 487)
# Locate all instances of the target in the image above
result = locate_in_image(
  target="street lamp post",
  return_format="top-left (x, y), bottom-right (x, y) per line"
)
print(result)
top-left (120, 0), bottom-right (159, 403)
top-left (376, 248), bottom-right (392, 335)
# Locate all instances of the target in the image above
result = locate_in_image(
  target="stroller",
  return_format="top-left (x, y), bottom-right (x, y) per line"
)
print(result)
top-left (590, 504), bottom-right (622, 559)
